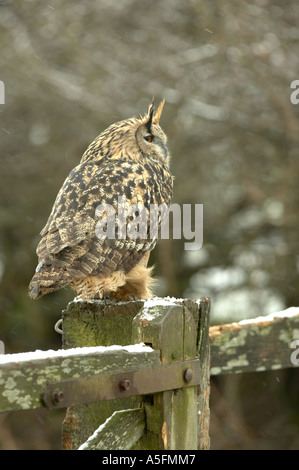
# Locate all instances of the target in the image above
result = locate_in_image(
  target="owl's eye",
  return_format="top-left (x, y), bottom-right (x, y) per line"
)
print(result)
top-left (144, 135), bottom-right (153, 143)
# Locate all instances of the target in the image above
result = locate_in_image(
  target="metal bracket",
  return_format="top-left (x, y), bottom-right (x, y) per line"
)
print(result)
top-left (43, 359), bottom-right (200, 409)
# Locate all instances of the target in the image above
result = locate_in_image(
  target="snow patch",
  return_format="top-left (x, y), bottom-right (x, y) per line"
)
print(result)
top-left (141, 296), bottom-right (180, 320)
top-left (78, 411), bottom-right (117, 450)
top-left (139, 296), bottom-right (200, 320)
top-left (239, 306), bottom-right (299, 325)
top-left (0, 343), bottom-right (153, 365)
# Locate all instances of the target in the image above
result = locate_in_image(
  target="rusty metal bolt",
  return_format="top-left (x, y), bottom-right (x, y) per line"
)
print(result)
top-left (52, 389), bottom-right (64, 405)
top-left (119, 379), bottom-right (131, 391)
top-left (183, 368), bottom-right (193, 383)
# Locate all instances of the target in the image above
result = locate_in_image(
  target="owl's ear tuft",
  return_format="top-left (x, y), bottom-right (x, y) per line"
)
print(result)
top-left (144, 98), bottom-right (165, 131)
top-left (145, 101), bottom-right (155, 133)
top-left (153, 99), bottom-right (165, 125)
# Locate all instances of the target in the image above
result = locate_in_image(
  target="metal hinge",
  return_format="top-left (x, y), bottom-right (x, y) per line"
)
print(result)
top-left (43, 359), bottom-right (200, 409)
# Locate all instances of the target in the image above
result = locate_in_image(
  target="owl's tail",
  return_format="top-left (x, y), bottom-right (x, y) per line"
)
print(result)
top-left (28, 264), bottom-right (72, 299)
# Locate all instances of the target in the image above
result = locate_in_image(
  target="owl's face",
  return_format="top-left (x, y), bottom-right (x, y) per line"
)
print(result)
top-left (135, 100), bottom-right (169, 166)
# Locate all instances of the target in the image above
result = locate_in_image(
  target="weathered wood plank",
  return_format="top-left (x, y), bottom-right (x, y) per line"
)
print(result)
top-left (62, 299), bottom-right (145, 349)
top-left (0, 344), bottom-right (158, 413)
top-left (62, 299), bottom-right (146, 450)
top-left (132, 298), bottom-right (201, 450)
top-left (196, 297), bottom-right (211, 450)
top-left (171, 297), bottom-right (211, 450)
top-left (210, 307), bottom-right (299, 375)
top-left (78, 408), bottom-right (145, 450)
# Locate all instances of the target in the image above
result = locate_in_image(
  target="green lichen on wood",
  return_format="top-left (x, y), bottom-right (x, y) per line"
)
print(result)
top-left (210, 312), bottom-right (299, 375)
top-left (62, 299), bottom-right (146, 450)
top-left (0, 347), bottom-right (158, 413)
top-left (132, 301), bottom-right (200, 450)
top-left (62, 297), bottom-right (209, 451)
top-left (62, 299), bottom-right (144, 348)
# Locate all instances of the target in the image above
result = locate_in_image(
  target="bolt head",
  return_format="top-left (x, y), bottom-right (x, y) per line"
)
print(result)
top-left (184, 368), bottom-right (193, 383)
top-left (119, 379), bottom-right (131, 391)
top-left (52, 389), bottom-right (64, 404)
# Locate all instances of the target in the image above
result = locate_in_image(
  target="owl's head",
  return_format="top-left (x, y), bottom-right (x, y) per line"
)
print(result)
top-left (81, 99), bottom-right (170, 166)
top-left (135, 99), bottom-right (169, 166)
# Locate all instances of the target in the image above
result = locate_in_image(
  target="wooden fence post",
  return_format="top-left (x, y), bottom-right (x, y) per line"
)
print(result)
top-left (133, 297), bottom-right (210, 450)
top-left (61, 299), bottom-right (145, 450)
top-left (196, 297), bottom-right (211, 450)
top-left (61, 296), bottom-right (210, 450)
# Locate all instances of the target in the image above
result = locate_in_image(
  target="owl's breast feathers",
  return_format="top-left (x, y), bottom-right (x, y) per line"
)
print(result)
top-left (29, 157), bottom-right (173, 300)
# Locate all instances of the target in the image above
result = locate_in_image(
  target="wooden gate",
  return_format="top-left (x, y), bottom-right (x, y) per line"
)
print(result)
top-left (0, 297), bottom-right (211, 450)
top-left (1, 297), bottom-right (298, 449)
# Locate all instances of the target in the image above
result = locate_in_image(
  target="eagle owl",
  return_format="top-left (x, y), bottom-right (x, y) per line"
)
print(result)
top-left (29, 100), bottom-right (173, 301)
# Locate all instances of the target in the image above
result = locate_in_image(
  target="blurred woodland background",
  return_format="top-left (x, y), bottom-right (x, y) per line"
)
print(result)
top-left (1, 0), bottom-right (299, 449)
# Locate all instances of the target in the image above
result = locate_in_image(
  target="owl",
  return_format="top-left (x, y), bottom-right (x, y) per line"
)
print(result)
top-left (29, 100), bottom-right (173, 301)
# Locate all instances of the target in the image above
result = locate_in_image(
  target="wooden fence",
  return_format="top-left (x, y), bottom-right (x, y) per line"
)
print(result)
top-left (0, 297), bottom-right (299, 450)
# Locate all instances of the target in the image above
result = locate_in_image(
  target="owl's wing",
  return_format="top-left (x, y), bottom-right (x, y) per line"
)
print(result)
top-left (34, 158), bottom-right (173, 284)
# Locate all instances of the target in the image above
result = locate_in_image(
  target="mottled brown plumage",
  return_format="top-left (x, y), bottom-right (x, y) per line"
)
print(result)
top-left (29, 100), bottom-right (173, 301)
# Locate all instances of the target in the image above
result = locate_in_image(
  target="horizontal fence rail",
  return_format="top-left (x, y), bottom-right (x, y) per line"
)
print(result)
top-left (210, 307), bottom-right (299, 375)
top-left (1, 306), bottom-right (298, 414)
top-left (43, 358), bottom-right (201, 409)
top-left (0, 344), bottom-right (158, 413)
